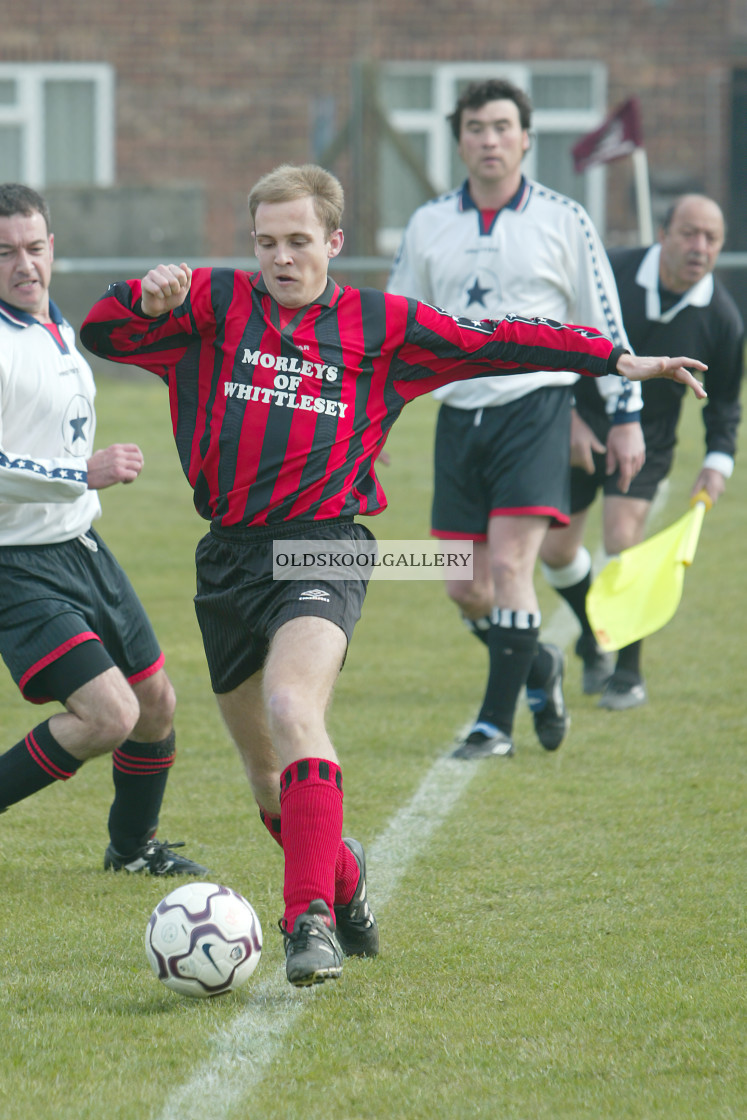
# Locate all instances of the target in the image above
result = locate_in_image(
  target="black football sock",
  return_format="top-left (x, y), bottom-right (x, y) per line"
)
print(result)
top-left (615, 640), bottom-right (642, 678)
top-left (526, 641), bottom-right (556, 690)
top-left (462, 613), bottom-right (491, 647)
top-left (542, 548), bottom-right (594, 639)
top-left (0, 720), bottom-right (83, 809)
top-left (557, 576), bottom-right (594, 640)
top-left (475, 610), bottom-right (540, 737)
top-left (107, 731), bottom-right (176, 855)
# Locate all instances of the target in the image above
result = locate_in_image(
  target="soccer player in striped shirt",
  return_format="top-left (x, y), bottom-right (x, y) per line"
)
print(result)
top-left (81, 163), bottom-right (706, 987)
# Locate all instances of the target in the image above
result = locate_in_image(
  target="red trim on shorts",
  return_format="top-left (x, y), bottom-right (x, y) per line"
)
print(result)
top-left (430, 529), bottom-right (488, 542)
top-left (128, 652), bottom-right (165, 687)
top-left (489, 505), bottom-right (570, 527)
top-left (25, 728), bottom-right (75, 780)
top-left (19, 632), bottom-right (102, 703)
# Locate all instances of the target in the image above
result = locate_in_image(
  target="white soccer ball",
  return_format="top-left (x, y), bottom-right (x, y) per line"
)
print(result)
top-left (145, 881), bottom-right (262, 998)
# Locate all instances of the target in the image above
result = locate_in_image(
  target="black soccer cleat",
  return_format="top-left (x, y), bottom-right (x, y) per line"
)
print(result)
top-left (334, 838), bottom-right (379, 957)
top-left (598, 670), bottom-right (647, 710)
top-left (575, 634), bottom-right (615, 695)
top-left (280, 898), bottom-right (343, 987)
top-left (104, 837), bottom-right (208, 876)
top-left (526, 643), bottom-right (570, 751)
top-left (452, 726), bottom-right (514, 759)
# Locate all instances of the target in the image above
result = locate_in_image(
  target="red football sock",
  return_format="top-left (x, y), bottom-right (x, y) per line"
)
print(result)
top-left (257, 798), bottom-right (359, 906)
top-left (279, 757), bottom-right (344, 930)
top-left (258, 805), bottom-right (283, 848)
top-left (335, 838), bottom-right (360, 907)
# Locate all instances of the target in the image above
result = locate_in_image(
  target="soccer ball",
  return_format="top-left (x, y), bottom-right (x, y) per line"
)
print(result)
top-left (145, 881), bottom-right (262, 998)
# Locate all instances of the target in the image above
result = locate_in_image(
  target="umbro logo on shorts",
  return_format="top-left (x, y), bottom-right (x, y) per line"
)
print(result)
top-left (298, 588), bottom-right (331, 602)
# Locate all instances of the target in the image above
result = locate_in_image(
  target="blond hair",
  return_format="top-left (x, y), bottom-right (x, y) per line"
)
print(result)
top-left (248, 164), bottom-right (344, 239)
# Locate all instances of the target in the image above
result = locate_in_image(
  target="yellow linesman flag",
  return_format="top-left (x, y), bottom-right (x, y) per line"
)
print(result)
top-left (587, 491), bottom-right (712, 652)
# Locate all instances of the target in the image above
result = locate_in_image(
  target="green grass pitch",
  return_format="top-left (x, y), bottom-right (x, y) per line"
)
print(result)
top-left (0, 370), bottom-right (744, 1120)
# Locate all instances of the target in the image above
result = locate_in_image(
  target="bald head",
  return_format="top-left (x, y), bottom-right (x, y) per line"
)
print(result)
top-left (658, 194), bottom-right (725, 293)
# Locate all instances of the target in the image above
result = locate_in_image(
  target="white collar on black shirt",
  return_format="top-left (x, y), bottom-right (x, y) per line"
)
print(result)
top-left (635, 243), bottom-right (714, 323)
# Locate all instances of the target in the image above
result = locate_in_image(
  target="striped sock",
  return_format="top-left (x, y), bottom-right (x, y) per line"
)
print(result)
top-left (476, 608), bottom-right (540, 736)
top-left (0, 720), bottom-right (83, 808)
top-left (107, 731), bottom-right (176, 855)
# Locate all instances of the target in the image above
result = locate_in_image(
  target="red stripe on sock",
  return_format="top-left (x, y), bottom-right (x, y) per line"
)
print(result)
top-left (112, 749), bottom-right (175, 775)
top-left (25, 729), bottom-right (75, 781)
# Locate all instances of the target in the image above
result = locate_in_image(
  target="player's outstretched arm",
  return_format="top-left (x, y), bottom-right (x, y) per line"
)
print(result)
top-left (616, 353), bottom-right (707, 398)
top-left (140, 262), bottom-right (192, 318)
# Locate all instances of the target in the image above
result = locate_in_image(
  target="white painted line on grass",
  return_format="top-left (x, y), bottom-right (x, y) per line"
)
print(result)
top-left (157, 480), bottom-right (674, 1119)
top-left (155, 756), bottom-right (477, 1120)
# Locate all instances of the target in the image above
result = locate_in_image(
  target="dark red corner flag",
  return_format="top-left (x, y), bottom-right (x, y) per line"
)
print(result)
top-left (572, 97), bottom-right (644, 173)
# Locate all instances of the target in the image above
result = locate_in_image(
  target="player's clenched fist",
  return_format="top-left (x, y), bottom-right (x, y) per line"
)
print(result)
top-left (87, 443), bottom-right (145, 489)
top-left (140, 263), bottom-right (192, 318)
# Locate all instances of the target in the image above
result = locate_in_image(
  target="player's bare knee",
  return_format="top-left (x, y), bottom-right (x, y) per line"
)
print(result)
top-left (490, 554), bottom-right (540, 604)
top-left (264, 683), bottom-right (318, 741)
top-left (446, 578), bottom-right (491, 616)
top-left (89, 689), bottom-right (140, 753)
top-left (63, 670), bottom-right (140, 754)
top-left (265, 683), bottom-right (300, 731)
top-left (539, 536), bottom-right (575, 569)
top-left (131, 670), bottom-right (176, 740)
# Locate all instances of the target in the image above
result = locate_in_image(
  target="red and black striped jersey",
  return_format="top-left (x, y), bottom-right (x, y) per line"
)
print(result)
top-left (81, 269), bottom-right (622, 527)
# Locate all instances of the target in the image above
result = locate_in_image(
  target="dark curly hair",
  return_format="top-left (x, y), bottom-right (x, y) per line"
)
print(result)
top-left (448, 79), bottom-right (532, 140)
top-left (0, 183), bottom-right (51, 232)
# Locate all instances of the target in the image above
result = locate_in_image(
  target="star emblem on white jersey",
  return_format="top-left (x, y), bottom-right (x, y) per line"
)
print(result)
top-left (466, 278), bottom-right (492, 308)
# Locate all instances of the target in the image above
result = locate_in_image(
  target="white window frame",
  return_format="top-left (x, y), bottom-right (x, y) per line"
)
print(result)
top-left (0, 62), bottom-right (115, 186)
top-left (379, 60), bottom-right (608, 255)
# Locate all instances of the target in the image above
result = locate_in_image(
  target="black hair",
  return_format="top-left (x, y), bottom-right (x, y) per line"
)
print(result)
top-left (0, 183), bottom-right (51, 232)
top-left (448, 79), bottom-right (532, 140)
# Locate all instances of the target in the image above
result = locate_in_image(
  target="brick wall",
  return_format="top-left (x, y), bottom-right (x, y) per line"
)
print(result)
top-left (3, 0), bottom-right (746, 257)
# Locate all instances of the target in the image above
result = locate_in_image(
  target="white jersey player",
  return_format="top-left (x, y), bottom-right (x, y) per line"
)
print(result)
top-left (388, 78), bottom-right (645, 760)
top-left (0, 182), bottom-right (204, 876)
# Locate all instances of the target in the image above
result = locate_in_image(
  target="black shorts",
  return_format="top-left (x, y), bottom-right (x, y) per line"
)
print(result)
top-left (194, 518), bottom-right (373, 695)
top-left (570, 408), bottom-right (678, 512)
top-left (0, 529), bottom-right (164, 704)
top-left (431, 387), bottom-right (573, 539)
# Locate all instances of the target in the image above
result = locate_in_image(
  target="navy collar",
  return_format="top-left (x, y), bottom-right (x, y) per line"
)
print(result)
top-left (459, 175), bottom-right (530, 215)
top-left (0, 295), bottom-right (64, 328)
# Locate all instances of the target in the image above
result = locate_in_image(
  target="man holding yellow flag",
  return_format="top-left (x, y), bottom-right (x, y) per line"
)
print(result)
top-left (540, 194), bottom-right (744, 709)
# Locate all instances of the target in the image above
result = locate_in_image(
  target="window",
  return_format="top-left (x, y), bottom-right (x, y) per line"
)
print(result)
top-left (0, 63), bottom-right (114, 187)
top-left (377, 61), bottom-right (607, 254)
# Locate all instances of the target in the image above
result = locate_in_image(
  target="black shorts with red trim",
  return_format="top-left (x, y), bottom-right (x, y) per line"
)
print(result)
top-left (431, 387), bottom-right (573, 540)
top-left (194, 517), bottom-right (373, 695)
top-left (0, 528), bottom-right (163, 704)
top-left (570, 406), bottom-right (678, 511)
